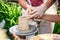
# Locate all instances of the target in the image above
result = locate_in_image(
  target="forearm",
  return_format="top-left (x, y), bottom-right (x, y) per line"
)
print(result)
top-left (18, 0), bottom-right (30, 10)
top-left (36, 0), bottom-right (56, 19)
top-left (38, 0), bottom-right (56, 12)
top-left (40, 14), bottom-right (60, 22)
top-left (45, 0), bottom-right (56, 9)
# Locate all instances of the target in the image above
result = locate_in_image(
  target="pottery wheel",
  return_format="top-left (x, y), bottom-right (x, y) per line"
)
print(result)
top-left (9, 25), bottom-right (38, 36)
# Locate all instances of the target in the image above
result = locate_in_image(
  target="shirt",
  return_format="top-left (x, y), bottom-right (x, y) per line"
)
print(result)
top-left (30, 0), bottom-right (43, 6)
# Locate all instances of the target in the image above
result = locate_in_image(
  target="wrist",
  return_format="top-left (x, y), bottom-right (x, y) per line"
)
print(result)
top-left (38, 3), bottom-right (47, 12)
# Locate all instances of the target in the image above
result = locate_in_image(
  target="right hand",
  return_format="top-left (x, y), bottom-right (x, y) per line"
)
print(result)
top-left (26, 5), bottom-right (37, 15)
top-left (26, 5), bottom-right (38, 19)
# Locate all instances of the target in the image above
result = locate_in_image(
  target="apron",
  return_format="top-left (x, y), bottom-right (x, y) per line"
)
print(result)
top-left (22, 0), bottom-right (57, 34)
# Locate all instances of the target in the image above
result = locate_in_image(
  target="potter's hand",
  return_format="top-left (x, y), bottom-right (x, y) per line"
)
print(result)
top-left (28, 4), bottom-right (47, 19)
top-left (26, 5), bottom-right (37, 15)
top-left (13, 34), bottom-right (21, 40)
top-left (25, 5), bottom-right (37, 19)
top-left (26, 5), bottom-right (42, 19)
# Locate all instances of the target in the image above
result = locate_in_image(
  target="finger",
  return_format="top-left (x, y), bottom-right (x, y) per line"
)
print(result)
top-left (27, 11), bottom-right (35, 19)
top-left (26, 8), bottom-right (32, 13)
top-left (29, 10), bottom-right (37, 15)
top-left (37, 15), bottom-right (40, 19)
top-left (28, 11), bottom-right (38, 19)
top-left (34, 13), bottom-right (39, 18)
top-left (26, 8), bottom-right (31, 15)
top-left (30, 12), bottom-right (38, 19)
top-left (28, 9), bottom-right (37, 15)
top-left (27, 15), bottom-right (34, 19)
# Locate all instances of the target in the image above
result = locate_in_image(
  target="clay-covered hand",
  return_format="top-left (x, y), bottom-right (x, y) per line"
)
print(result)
top-left (27, 4), bottom-right (47, 19)
top-left (25, 5), bottom-right (37, 19)
top-left (26, 5), bottom-right (37, 15)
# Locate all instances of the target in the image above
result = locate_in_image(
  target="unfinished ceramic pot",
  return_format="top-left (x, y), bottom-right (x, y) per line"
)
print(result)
top-left (18, 16), bottom-right (30, 31)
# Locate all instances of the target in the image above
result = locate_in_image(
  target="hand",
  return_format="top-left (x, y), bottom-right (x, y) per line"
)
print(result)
top-left (26, 5), bottom-right (37, 15)
top-left (13, 34), bottom-right (21, 40)
top-left (25, 5), bottom-right (36, 19)
top-left (27, 4), bottom-right (47, 19)
top-left (26, 5), bottom-right (38, 19)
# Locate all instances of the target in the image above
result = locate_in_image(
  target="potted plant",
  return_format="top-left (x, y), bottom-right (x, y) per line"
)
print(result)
top-left (0, 0), bottom-right (22, 40)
